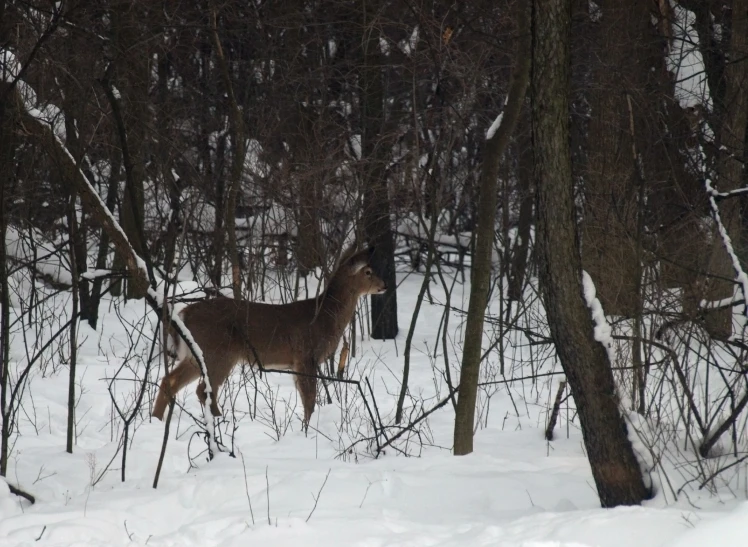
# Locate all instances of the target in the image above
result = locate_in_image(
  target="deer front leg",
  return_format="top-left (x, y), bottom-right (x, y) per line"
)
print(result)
top-left (295, 361), bottom-right (318, 429)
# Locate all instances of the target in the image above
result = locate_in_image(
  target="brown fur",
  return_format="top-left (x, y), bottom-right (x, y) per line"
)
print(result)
top-left (152, 247), bottom-right (386, 425)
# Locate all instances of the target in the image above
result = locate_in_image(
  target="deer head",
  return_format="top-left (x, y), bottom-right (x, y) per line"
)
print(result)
top-left (337, 246), bottom-right (387, 297)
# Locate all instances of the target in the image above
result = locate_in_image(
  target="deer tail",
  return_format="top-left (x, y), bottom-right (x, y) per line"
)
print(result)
top-left (154, 307), bottom-right (185, 421)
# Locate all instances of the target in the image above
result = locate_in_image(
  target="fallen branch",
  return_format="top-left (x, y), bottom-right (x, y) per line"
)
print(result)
top-left (18, 85), bottom-right (220, 457)
top-left (545, 380), bottom-right (567, 441)
top-left (7, 481), bottom-right (35, 504)
top-left (305, 468), bottom-right (331, 522)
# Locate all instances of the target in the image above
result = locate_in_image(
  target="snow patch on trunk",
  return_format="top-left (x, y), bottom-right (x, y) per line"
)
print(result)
top-left (581, 270), bottom-right (616, 364)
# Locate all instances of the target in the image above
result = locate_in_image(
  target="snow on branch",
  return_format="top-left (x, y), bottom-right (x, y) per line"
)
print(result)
top-left (581, 271), bottom-right (616, 365)
top-left (710, 186), bottom-right (748, 200)
top-left (8, 58), bottom-right (220, 456)
top-left (485, 96), bottom-right (509, 141)
top-left (486, 112), bottom-right (504, 141)
top-left (700, 294), bottom-right (744, 311)
top-left (703, 178), bottom-right (748, 318)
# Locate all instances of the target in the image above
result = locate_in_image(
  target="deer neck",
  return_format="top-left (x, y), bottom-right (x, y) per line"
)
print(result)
top-left (314, 277), bottom-right (360, 338)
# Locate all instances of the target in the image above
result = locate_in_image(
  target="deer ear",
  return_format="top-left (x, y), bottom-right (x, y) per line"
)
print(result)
top-left (347, 248), bottom-right (371, 274)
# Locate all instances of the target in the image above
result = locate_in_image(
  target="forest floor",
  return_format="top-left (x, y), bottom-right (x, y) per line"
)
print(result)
top-left (1, 267), bottom-right (746, 546)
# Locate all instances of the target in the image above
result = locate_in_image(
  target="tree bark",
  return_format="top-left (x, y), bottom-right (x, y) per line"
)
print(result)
top-left (0, 87), bottom-right (12, 477)
top-left (293, 105), bottom-right (324, 278)
top-left (704, 0), bottom-right (748, 339)
top-left (361, 3), bottom-right (398, 340)
top-left (108, 3), bottom-right (150, 300)
top-left (21, 101), bottom-right (150, 293)
top-left (66, 190), bottom-right (79, 454)
top-left (453, 0), bottom-right (531, 455)
top-left (532, 0), bottom-right (650, 506)
top-left (211, 6), bottom-right (245, 299)
top-left (508, 110), bottom-right (534, 302)
top-left (62, 108), bottom-right (91, 321)
top-left (87, 155), bottom-right (121, 330)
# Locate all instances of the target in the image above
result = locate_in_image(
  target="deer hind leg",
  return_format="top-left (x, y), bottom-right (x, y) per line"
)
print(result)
top-left (195, 349), bottom-right (233, 417)
top-left (294, 360), bottom-right (318, 428)
top-left (153, 358), bottom-right (200, 421)
top-left (196, 380), bottom-right (222, 417)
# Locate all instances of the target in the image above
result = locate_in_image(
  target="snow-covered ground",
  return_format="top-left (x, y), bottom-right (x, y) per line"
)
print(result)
top-left (2, 266), bottom-right (747, 547)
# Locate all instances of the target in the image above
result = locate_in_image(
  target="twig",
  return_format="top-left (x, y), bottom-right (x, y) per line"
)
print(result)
top-left (124, 520), bottom-right (134, 542)
top-left (152, 400), bottom-right (175, 489)
top-left (366, 377), bottom-right (386, 441)
top-left (306, 468), bottom-right (331, 523)
top-left (545, 380), bottom-right (567, 441)
top-left (375, 386), bottom-right (459, 456)
top-left (240, 451), bottom-right (255, 525)
top-left (265, 466), bottom-right (271, 526)
top-left (699, 453), bottom-right (748, 489)
top-left (359, 478), bottom-right (374, 508)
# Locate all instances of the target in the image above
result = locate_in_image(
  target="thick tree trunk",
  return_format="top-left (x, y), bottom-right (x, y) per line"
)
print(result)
top-left (211, 7), bottom-right (244, 299)
top-left (297, 177), bottom-right (323, 278)
top-left (294, 106), bottom-right (324, 278)
top-left (532, 0), bottom-right (650, 507)
top-left (508, 110), bottom-right (534, 302)
top-left (0, 183), bottom-right (8, 477)
top-left (109, 4), bottom-right (150, 300)
top-left (361, 3), bottom-right (398, 340)
top-left (704, 0), bottom-right (748, 339)
top-left (62, 110), bottom-right (91, 321)
top-left (88, 156), bottom-right (121, 330)
top-left (0, 88), bottom-right (12, 477)
top-left (453, 0), bottom-right (531, 455)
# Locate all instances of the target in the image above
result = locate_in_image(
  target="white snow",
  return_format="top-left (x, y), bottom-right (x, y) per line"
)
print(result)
top-left (581, 270), bottom-right (616, 364)
top-left (80, 269), bottom-right (113, 281)
top-left (1, 266), bottom-right (747, 547)
top-left (378, 36), bottom-right (390, 56)
top-left (486, 96), bottom-right (510, 141)
top-left (399, 26), bottom-right (419, 56)
top-left (486, 112), bottom-right (504, 141)
top-left (704, 178), bottom-right (748, 321)
top-left (2, 36), bottom-right (748, 547)
top-left (668, 6), bottom-right (709, 109)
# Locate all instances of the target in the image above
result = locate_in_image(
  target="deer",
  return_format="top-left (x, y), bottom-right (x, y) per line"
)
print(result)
top-left (152, 246), bottom-right (387, 427)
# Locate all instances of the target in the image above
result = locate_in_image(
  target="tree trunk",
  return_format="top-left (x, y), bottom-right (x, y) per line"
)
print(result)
top-left (0, 86), bottom-right (12, 476)
top-left (704, 0), bottom-right (748, 339)
top-left (453, 0), bottom-right (531, 455)
top-left (62, 109), bottom-right (92, 321)
top-left (211, 6), bottom-right (244, 299)
top-left (66, 190), bottom-right (79, 454)
top-left (361, 3), bottom-right (398, 340)
top-left (508, 109), bottom-right (534, 302)
top-left (532, 0), bottom-right (650, 506)
top-left (110, 4), bottom-right (150, 300)
top-left (0, 182), bottom-right (8, 477)
top-left (89, 156), bottom-right (121, 330)
top-left (294, 105), bottom-right (324, 278)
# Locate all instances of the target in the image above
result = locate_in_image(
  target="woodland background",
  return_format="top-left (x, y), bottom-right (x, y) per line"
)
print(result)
top-left (2, 0), bottom-right (748, 513)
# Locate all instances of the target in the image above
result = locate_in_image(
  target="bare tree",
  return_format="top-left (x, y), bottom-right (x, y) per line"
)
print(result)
top-left (532, 0), bottom-right (650, 506)
top-left (453, 0), bottom-right (531, 455)
top-left (360, 2), bottom-right (398, 340)
top-left (703, 0), bottom-right (748, 338)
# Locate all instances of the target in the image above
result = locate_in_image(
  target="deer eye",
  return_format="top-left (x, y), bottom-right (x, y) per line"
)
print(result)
top-left (365, 269), bottom-right (372, 277)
